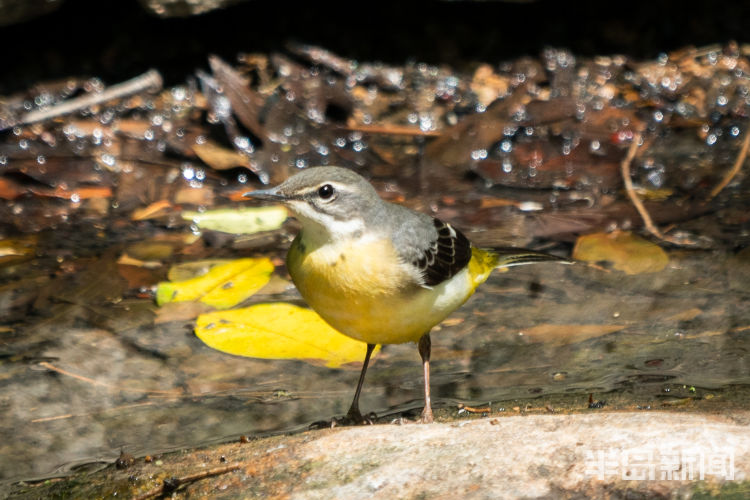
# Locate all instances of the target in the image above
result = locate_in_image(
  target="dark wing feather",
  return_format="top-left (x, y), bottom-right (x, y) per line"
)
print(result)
top-left (414, 219), bottom-right (472, 287)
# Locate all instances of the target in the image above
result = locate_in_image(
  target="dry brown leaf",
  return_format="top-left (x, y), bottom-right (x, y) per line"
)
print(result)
top-left (192, 140), bottom-right (248, 170)
top-left (131, 200), bottom-right (173, 220)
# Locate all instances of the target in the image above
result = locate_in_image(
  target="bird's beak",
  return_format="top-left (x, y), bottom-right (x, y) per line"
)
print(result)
top-left (243, 187), bottom-right (286, 202)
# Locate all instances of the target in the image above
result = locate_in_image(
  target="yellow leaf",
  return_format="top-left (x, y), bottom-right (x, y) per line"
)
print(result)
top-left (195, 303), bottom-right (378, 368)
top-left (155, 258), bottom-right (274, 309)
top-left (182, 206), bottom-right (288, 235)
top-left (572, 230), bottom-right (669, 274)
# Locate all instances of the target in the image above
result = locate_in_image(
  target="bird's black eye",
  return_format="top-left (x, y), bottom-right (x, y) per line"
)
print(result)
top-left (318, 184), bottom-right (335, 199)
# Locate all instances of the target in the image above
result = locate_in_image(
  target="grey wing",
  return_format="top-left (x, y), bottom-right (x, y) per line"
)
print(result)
top-left (389, 206), bottom-right (472, 288)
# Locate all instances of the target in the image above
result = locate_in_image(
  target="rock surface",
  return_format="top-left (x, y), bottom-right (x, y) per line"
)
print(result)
top-left (8, 411), bottom-right (750, 498)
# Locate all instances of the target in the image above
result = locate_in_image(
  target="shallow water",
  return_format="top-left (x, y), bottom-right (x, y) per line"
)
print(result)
top-left (1, 204), bottom-right (748, 484)
top-left (1, 44), bottom-right (750, 485)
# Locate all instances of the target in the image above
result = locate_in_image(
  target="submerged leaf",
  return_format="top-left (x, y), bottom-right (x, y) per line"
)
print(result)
top-left (156, 258), bottom-right (274, 309)
top-left (195, 303), bottom-right (378, 368)
top-left (182, 206), bottom-right (287, 235)
top-left (520, 324), bottom-right (626, 344)
top-left (572, 230), bottom-right (669, 274)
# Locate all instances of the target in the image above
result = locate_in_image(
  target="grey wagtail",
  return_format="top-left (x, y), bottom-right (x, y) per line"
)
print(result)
top-left (244, 166), bottom-right (568, 424)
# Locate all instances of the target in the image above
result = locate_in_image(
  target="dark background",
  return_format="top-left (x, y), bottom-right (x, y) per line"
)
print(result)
top-left (1, 0), bottom-right (749, 93)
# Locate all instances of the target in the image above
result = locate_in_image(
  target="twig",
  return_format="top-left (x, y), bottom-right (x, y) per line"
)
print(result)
top-left (620, 132), bottom-right (694, 245)
top-left (621, 132), bottom-right (663, 237)
top-left (707, 125), bottom-right (750, 200)
top-left (38, 361), bottom-right (181, 397)
top-left (2, 69), bottom-right (163, 131)
top-left (31, 402), bottom-right (154, 423)
top-left (341, 123), bottom-right (442, 137)
top-left (131, 464), bottom-right (241, 500)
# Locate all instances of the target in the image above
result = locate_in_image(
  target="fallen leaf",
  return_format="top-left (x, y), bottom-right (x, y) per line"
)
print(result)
top-left (131, 200), bottom-right (172, 220)
top-left (192, 140), bottom-right (249, 170)
top-left (0, 235), bottom-right (37, 265)
top-left (195, 303), bottom-right (378, 368)
top-left (182, 206), bottom-right (288, 235)
top-left (519, 324), bottom-right (626, 344)
top-left (572, 230), bottom-right (669, 274)
top-left (156, 257), bottom-right (274, 309)
top-left (665, 308), bottom-right (703, 322)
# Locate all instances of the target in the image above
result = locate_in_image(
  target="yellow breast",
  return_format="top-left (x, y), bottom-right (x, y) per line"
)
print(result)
top-left (287, 234), bottom-right (495, 345)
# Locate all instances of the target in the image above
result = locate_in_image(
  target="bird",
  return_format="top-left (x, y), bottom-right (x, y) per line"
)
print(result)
top-left (244, 166), bottom-right (569, 424)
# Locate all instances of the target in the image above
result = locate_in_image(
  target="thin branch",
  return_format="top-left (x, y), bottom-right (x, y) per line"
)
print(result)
top-left (38, 361), bottom-right (181, 397)
top-left (131, 464), bottom-right (241, 500)
top-left (341, 123), bottom-right (442, 137)
top-left (621, 132), bottom-right (663, 237)
top-left (707, 124), bottom-right (750, 200)
top-left (620, 132), bottom-right (692, 245)
top-left (31, 402), bottom-right (155, 423)
top-left (2, 69), bottom-right (163, 131)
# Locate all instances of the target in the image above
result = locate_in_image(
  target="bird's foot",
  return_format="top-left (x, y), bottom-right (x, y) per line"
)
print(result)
top-left (309, 410), bottom-right (376, 429)
top-left (420, 406), bottom-right (434, 424)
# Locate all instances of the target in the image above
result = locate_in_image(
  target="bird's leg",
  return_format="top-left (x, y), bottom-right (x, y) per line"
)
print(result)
top-left (345, 343), bottom-right (376, 424)
top-left (418, 332), bottom-right (434, 423)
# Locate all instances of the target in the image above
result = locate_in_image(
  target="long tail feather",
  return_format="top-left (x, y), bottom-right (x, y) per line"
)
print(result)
top-left (490, 247), bottom-right (572, 269)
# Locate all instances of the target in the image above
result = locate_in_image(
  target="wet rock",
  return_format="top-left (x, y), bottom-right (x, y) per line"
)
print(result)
top-left (10, 411), bottom-right (749, 498)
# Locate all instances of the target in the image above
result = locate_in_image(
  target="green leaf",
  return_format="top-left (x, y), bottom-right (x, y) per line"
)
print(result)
top-left (182, 206), bottom-right (287, 235)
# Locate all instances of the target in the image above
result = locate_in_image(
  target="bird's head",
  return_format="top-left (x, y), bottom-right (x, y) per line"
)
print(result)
top-left (244, 166), bottom-right (383, 243)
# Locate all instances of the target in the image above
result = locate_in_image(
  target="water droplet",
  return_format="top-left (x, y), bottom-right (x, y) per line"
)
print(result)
top-left (717, 95), bottom-right (728, 106)
top-left (352, 140), bottom-right (366, 152)
top-left (237, 173), bottom-right (248, 183)
top-left (500, 140), bottom-right (512, 153)
top-left (706, 133), bottom-right (717, 146)
top-left (470, 149), bottom-right (487, 160)
top-left (517, 201), bottom-right (543, 212)
top-left (36, 155), bottom-right (46, 165)
top-left (0, 155), bottom-right (7, 165)
top-left (70, 193), bottom-right (81, 203)
top-left (195, 169), bottom-right (206, 181)
top-left (182, 165), bottom-right (196, 180)
top-left (144, 129), bottom-right (155, 141)
top-left (502, 159), bottom-right (513, 173)
top-left (295, 158), bottom-right (307, 169)
top-left (172, 86), bottom-right (187, 101)
top-left (233, 136), bottom-right (253, 153)
top-left (334, 137), bottom-right (346, 148)
top-left (731, 126), bottom-right (741, 137)
top-left (19, 139), bottom-right (29, 150)
top-left (653, 110), bottom-right (664, 122)
top-left (195, 135), bottom-right (207, 145)
top-left (101, 154), bottom-right (116, 167)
